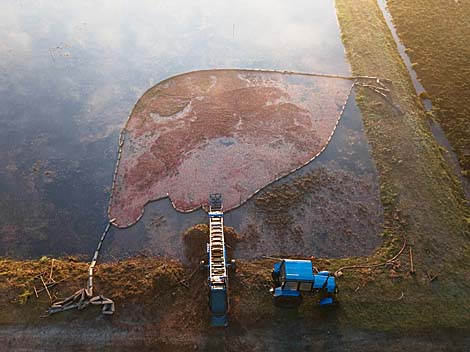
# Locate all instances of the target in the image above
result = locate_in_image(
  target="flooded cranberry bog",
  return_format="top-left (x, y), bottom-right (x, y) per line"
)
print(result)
top-left (1, 0), bottom-right (470, 350)
top-left (0, 0), bottom-right (384, 261)
top-left (107, 69), bottom-right (384, 260)
top-left (110, 70), bottom-right (354, 223)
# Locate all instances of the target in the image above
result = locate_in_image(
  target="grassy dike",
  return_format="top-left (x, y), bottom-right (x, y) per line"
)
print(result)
top-left (387, 0), bottom-right (470, 179)
top-left (333, 0), bottom-right (470, 331)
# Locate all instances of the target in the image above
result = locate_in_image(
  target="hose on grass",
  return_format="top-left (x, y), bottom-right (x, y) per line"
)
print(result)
top-left (334, 237), bottom-right (407, 276)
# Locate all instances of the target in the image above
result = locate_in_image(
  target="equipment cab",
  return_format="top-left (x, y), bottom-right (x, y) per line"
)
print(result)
top-left (271, 259), bottom-right (338, 308)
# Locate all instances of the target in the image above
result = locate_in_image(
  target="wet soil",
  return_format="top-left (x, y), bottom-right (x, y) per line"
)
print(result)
top-left (1, 257), bottom-right (468, 351)
top-left (2, 322), bottom-right (468, 352)
top-left (232, 164), bottom-right (382, 259)
top-left (182, 224), bottom-right (240, 265)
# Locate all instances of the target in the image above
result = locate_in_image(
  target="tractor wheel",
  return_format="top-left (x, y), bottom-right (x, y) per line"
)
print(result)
top-left (273, 295), bottom-right (303, 309)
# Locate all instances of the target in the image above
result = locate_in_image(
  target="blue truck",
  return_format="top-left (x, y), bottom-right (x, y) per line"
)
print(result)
top-left (270, 259), bottom-right (338, 308)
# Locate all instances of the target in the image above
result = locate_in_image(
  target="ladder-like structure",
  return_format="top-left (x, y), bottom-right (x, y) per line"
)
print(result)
top-left (205, 193), bottom-right (232, 326)
top-left (208, 194), bottom-right (226, 285)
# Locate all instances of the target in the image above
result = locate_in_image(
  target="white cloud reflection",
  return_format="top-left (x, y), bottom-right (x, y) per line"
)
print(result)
top-left (0, 0), bottom-right (349, 141)
top-left (1, 0), bottom-right (349, 75)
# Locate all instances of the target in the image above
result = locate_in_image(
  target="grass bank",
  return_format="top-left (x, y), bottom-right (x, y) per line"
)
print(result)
top-left (334, 0), bottom-right (470, 331)
top-left (387, 0), bottom-right (470, 179)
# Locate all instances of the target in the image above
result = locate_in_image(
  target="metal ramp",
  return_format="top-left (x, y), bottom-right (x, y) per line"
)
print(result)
top-left (209, 194), bottom-right (226, 285)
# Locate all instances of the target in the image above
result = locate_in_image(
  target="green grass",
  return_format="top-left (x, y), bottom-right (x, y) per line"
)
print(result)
top-left (388, 0), bottom-right (470, 178)
top-left (333, 0), bottom-right (470, 331)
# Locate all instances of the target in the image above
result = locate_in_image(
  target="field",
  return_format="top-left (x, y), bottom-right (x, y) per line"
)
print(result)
top-left (387, 0), bottom-right (470, 179)
top-left (1, 0), bottom-right (469, 350)
top-left (110, 69), bottom-right (353, 227)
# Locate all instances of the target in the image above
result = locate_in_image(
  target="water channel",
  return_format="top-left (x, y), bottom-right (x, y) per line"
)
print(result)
top-left (377, 0), bottom-right (470, 199)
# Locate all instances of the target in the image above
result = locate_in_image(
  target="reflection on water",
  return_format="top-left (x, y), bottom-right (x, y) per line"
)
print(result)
top-left (428, 120), bottom-right (470, 199)
top-left (376, 0), bottom-right (432, 110)
top-left (107, 90), bottom-right (384, 261)
top-left (0, 0), bottom-right (350, 258)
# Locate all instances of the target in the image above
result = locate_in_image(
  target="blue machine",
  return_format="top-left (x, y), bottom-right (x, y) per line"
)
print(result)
top-left (208, 279), bottom-right (229, 327)
top-left (201, 194), bottom-right (235, 327)
top-left (270, 259), bottom-right (338, 308)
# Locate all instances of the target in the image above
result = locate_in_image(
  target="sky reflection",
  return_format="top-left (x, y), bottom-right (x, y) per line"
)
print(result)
top-left (0, 0), bottom-right (350, 258)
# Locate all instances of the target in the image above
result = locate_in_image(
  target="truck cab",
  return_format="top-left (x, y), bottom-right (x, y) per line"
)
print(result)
top-left (271, 259), bottom-right (338, 308)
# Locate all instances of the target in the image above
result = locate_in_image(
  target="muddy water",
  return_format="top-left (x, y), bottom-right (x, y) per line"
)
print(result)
top-left (0, 0), bottom-right (382, 260)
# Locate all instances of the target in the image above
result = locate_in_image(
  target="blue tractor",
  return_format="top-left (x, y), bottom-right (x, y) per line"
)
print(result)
top-left (270, 259), bottom-right (338, 308)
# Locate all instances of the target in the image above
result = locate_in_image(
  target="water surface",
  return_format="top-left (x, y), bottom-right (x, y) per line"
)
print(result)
top-left (108, 89), bottom-right (384, 261)
top-left (376, 0), bottom-right (432, 110)
top-left (0, 0), bottom-right (379, 259)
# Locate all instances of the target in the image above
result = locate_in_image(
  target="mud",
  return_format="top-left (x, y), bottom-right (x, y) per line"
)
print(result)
top-left (1, 256), bottom-right (468, 351)
top-left (182, 224), bottom-right (240, 265)
top-left (2, 324), bottom-right (468, 352)
top-left (230, 164), bottom-right (383, 259)
top-left (109, 70), bottom-right (353, 227)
